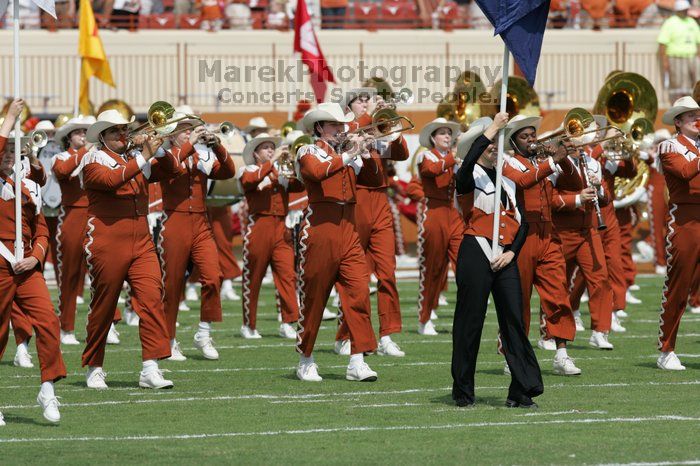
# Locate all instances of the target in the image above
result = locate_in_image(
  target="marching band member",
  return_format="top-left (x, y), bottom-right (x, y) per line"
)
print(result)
top-left (243, 117), bottom-right (271, 140)
top-left (51, 117), bottom-right (93, 345)
top-left (238, 133), bottom-right (302, 339)
top-left (551, 131), bottom-right (615, 350)
top-left (616, 204), bottom-right (641, 304)
top-left (415, 118), bottom-right (464, 335)
top-left (334, 89), bottom-right (409, 357)
top-left (294, 102), bottom-right (378, 382)
top-left (646, 129), bottom-right (672, 275)
top-left (0, 125), bottom-right (66, 424)
top-left (500, 114), bottom-right (581, 375)
top-left (452, 112), bottom-right (543, 408)
top-left (208, 205), bottom-right (243, 301)
top-left (78, 110), bottom-right (176, 390)
top-left (158, 120), bottom-right (235, 361)
top-left (656, 96), bottom-right (700, 371)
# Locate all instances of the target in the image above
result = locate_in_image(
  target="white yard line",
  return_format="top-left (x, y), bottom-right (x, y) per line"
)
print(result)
top-left (0, 415), bottom-right (698, 444)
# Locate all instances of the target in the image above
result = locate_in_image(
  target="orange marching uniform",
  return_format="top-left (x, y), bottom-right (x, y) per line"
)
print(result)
top-left (335, 117), bottom-right (409, 348)
top-left (158, 138), bottom-right (235, 356)
top-left (416, 146), bottom-right (465, 326)
top-left (657, 133), bottom-right (700, 355)
top-left (552, 152), bottom-right (614, 345)
top-left (647, 159), bottom-right (669, 269)
top-left (238, 135), bottom-right (303, 337)
top-left (207, 205), bottom-right (243, 281)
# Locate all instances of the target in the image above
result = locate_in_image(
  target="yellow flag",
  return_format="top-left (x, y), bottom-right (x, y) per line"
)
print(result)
top-left (79, 0), bottom-right (114, 115)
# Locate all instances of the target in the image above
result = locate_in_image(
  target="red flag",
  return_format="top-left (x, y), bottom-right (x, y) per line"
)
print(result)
top-left (294, 0), bottom-right (335, 103)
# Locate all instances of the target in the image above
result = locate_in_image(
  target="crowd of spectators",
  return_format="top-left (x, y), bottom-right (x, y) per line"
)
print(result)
top-left (0, 0), bottom-right (697, 30)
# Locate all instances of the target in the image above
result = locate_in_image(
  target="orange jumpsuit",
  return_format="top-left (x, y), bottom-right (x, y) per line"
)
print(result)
top-left (503, 154), bottom-right (577, 341)
top-left (207, 206), bottom-right (242, 280)
top-left (295, 139), bottom-right (377, 356)
top-left (616, 206), bottom-right (637, 288)
top-left (239, 159), bottom-right (303, 330)
top-left (569, 148), bottom-right (635, 313)
top-left (158, 142), bottom-right (234, 340)
top-left (416, 148), bottom-right (465, 324)
top-left (336, 133), bottom-right (409, 340)
top-left (80, 148), bottom-right (175, 367)
top-left (657, 135), bottom-right (700, 352)
top-left (52, 147), bottom-right (89, 332)
top-left (552, 153), bottom-right (613, 333)
top-left (647, 160), bottom-right (669, 267)
top-left (0, 173), bottom-right (66, 382)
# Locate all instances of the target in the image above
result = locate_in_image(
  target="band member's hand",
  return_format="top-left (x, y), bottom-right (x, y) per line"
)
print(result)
top-left (189, 126), bottom-right (206, 145)
top-left (7, 98), bottom-right (25, 119)
top-left (142, 136), bottom-right (163, 160)
top-left (491, 251), bottom-right (515, 272)
top-left (553, 140), bottom-right (575, 161)
top-left (131, 134), bottom-right (149, 147)
top-left (12, 257), bottom-right (38, 274)
top-left (588, 173), bottom-right (601, 187)
top-left (360, 136), bottom-right (375, 158)
top-left (271, 149), bottom-right (285, 163)
top-left (493, 112), bottom-right (509, 129)
top-left (580, 186), bottom-right (597, 203)
top-left (346, 133), bottom-right (364, 156)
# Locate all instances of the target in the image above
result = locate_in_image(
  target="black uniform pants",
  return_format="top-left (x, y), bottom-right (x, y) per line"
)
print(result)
top-left (451, 235), bottom-right (544, 403)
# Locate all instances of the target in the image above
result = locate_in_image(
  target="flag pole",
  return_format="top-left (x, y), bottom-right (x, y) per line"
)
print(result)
top-left (490, 44), bottom-right (510, 261)
top-left (287, 53), bottom-right (294, 120)
top-left (13, 0), bottom-right (24, 263)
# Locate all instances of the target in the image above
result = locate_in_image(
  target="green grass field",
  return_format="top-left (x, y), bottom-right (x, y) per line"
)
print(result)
top-left (1, 274), bottom-right (699, 465)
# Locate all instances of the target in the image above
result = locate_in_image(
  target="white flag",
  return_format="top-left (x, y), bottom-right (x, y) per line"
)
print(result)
top-left (0, 0), bottom-right (57, 19)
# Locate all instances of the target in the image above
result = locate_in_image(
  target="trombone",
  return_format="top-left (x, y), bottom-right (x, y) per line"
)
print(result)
top-left (529, 107), bottom-right (625, 157)
top-left (337, 108), bottom-right (414, 154)
top-left (603, 117), bottom-right (655, 161)
top-left (129, 101), bottom-right (205, 140)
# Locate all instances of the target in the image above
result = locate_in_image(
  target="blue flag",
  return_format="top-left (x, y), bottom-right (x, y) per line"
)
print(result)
top-left (474, 0), bottom-right (550, 86)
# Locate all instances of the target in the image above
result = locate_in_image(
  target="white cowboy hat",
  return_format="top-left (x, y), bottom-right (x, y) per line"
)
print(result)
top-left (340, 87), bottom-right (376, 111)
top-left (419, 117), bottom-right (462, 148)
top-left (171, 111), bottom-right (202, 131)
top-left (456, 117), bottom-right (493, 160)
top-left (243, 116), bottom-right (270, 134)
top-left (242, 132), bottom-right (282, 165)
top-left (505, 115), bottom-right (542, 150)
top-left (300, 102), bottom-right (354, 134)
top-left (55, 117), bottom-right (92, 142)
top-left (86, 109), bottom-right (136, 143)
top-left (593, 114), bottom-right (608, 130)
top-left (653, 128), bottom-right (673, 143)
top-left (175, 105), bottom-right (197, 115)
top-left (662, 96), bottom-right (700, 125)
top-left (35, 120), bottom-right (55, 132)
top-left (283, 129), bottom-right (305, 146)
top-left (673, 0), bottom-right (690, 11)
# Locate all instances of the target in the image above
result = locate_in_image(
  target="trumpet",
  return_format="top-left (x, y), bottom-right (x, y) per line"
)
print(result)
top-left (382, 88), bottom-right (414, 109)
top-left (18, 130), bottom-right (48, 156)
top-left (277, 134), bottom-right (312, 178)
top-left (219, 121), bottom-right (236, 136)
top-left (603, 117), bottom-right (654, 161)
top-left (529, 108), bottom-right (625, 158)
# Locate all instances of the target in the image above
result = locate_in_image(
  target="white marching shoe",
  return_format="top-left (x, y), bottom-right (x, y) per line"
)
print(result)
top-left (334, 339), bottom-right (351, 356)
top-left (573, 311), bottom-right (585, 332)
top-left (178, 301), bottom-right (190, 312)
top-left (322, 307), bottom-right (338, 320)
top-left (581, 291), bottom-right (589, 303)
top-left (553, 354), bottom-right (582, 375)
top-left (240, 325), bottom-right (262, 339)
top-left (655, 265), bottom-right (667, 275)
top-left (220, 280), bottom-right (241, 301)
top-left (430, 310), bottom-right (439, 320)
top-left (657, 351), bottom-right (685, 371)
top-left (589, 331), bottom-right (614, 350)
top-left (278, 323), bottom-right (297, 340)
top-left (139, 368), bottom-right (174, 389)
top-left (438, 294), bottom-right (448, 306)
top-left (194, 332), bottom-right (219, 360)
top-left (14, 344), bottom-right (33, 368)
top-left (503, 361), bottom-right (511, 375)
top-left (346, 362), bottom-right (378, 382)
top-left (185, 284), bottom-right (199, 302)
top-left (76, 295), bottom-right (85, 305)
top-left (615, 309), bottom-right (629, 319)
top-left (36, 391), bottom-right (60, 424)
top-left (86, 367), bottom-right (108, 389)
top-left (689, 306), bottom-right (700, 315)
top-left (611, 313), bottom-right (627, 333)
top-left (537, 338), bottom-right (556, 351)
top-left (297, 361), bottom-right (322, 382)
top-left (106, 323), bottom-right (120, 345)
top-left (168, 340), bottom-right (187, 361)
top-left (60, 330), bottom-right (80, 345)
top-left (377, 338), bottom-right (405, 357)
top-left (418, 320), bottom-right (438, 336)
top-left (0, 412), bottom-right (4, 427)
top-left (123, 309), bottom-right (140, 327)
top-left (626, 289), bottom-right (642, 304)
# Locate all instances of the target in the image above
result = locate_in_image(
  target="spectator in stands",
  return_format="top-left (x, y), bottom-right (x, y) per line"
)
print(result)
top-left (580, 0), bottom-right (609, 30)
top-left (103, 0), bottom-right (141, 29)
top-left (196, 0), bottom-right (226, 31)
top-left (2, 0), bottom-right (42, 29)
top-left (612, 0), bottom-right (656, 27)
top-left (225, 1), bottom-right (252, 29)
top-left (174, 0), bottom-right (195, 26)
top-left (320, 0), bottom-right (347, 29)
top-left (658, 0), bottom-right (700, 101)
top-left (141, 0), bottom-right (164, 15)
top-left (267, 0), bottom-right (289, 29)
top-left (40, 0), bottom-right (75, 28)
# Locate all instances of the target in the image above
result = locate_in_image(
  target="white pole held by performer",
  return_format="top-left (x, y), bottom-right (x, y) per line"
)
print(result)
top-left (13, 0), bottom-right (23, 263)
top-left (490, 44), bottom-right (510, 261)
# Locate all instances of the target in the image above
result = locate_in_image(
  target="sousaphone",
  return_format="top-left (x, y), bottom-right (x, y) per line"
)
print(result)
top-left (483, 76), bottom-right (541, 119)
